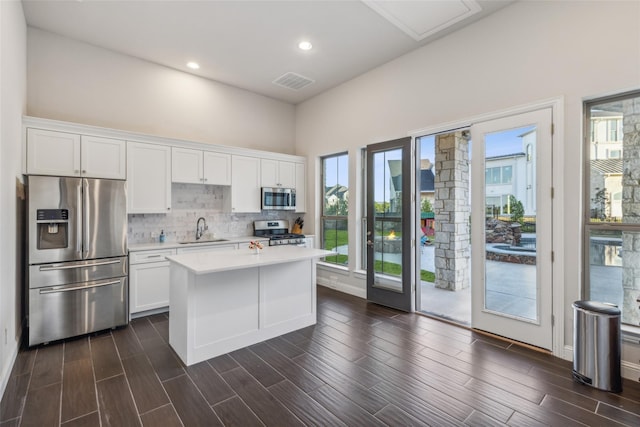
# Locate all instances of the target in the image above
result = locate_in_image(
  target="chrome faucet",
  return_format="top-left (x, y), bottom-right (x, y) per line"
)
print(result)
top-left (196, 217), bottom-right (208, 240)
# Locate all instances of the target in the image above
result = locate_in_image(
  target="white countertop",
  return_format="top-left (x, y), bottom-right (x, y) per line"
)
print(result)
top-left (128, 236), bottom-right (267, 252)
top-left (166, 245), bottom-right (334, 275)
top-left (129, 234), bottom-right (315, 252)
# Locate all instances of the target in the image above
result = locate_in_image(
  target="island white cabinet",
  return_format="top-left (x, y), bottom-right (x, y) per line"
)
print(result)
top-left (26, 128), bottom-right (126, 179)
top-left (129, 248), bottom-right (176, 316)
top-left (127, 142), bottom-right (172, 214)
top-left (167, 246), bottom-right (333, 365)
top-left (260, 159), bottom-right (296, 188)
top-left (172, 147), bottom-right (231, 185)
top-left (231, 155), bottom-right (261, 213)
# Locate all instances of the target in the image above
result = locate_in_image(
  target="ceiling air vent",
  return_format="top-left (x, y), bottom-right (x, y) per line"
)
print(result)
top-left (272, 72), bottom-right (315, 91)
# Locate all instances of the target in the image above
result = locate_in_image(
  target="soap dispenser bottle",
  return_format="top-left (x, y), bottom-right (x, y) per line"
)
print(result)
top-left (159, 229), bottom-right (166, 243)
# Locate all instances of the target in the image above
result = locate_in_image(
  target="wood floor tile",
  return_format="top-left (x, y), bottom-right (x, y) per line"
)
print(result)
top-left (307, 384), bottom-right (386, 427)
top-left (375, 404), bottom-right (430, 427)
top-left (185, 361), bottom-right (235, 406)
top-left (163, 374), bottom-right (222, 427)
top-left (267, 380), bottom-right (346, 426)
top-left (139, 337), bottom-right (184, 381)
top-left (250, 341), bottom-right (325, 393)
top-left (229, 347), bottom-right (284, 388)
top-left (221, 367), bottom-right (304, 427)
top-left (29, 345), bottom-right (63, 390)
top-left (4, 286), bottom-right (640, 427)
top-left (60, 412), bottom-right (100, 427)
top-left (292, 352), bottom-right (389, 414)
top-left (0, 373), bottom-right (29, 421)
top-left (21, 382), bottom-right (61, 427)
top-left (208, 354), bottom-right (239, 374)
top-left (61, 359), bottom-right (97, 422)
top-left (139, 404), bottom-right (183, 427)
top-left (213, 396), bottom-right (264, 427)
top-left (111, 325), bottom-right (144, 360)
top-left (90, 336), bottom-right (122, 381)
top-left (121, 353), bottom-right (169, 414)
top-left (63, 337), bottom-right (90, 363)
top-left (96, 375), bottom-right (141, 427)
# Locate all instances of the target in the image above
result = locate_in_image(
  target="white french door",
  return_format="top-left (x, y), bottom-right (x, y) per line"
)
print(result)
top-left (470, 108), bottom-right (553, 350)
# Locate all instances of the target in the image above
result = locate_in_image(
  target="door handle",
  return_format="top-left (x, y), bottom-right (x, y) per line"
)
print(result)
top-left (366, 240), bottom-right (374, 247)
top-left (39, 259), bottom-right (121, 271)
top-left (39, 279), bottom-right (121, 294)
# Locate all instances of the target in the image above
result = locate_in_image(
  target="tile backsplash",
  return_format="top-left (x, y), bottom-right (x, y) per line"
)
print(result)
top-left (128, 183), bottom-right (303, 244)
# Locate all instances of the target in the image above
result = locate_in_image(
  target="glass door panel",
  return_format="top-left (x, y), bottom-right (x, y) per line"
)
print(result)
top-left (471, 109), bottom-right (553, 350)
top-left (366, 137), bottom-right (414, 311)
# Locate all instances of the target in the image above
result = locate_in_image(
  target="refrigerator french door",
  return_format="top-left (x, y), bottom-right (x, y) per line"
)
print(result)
top-left (26, 176), bottom-right (128, 346)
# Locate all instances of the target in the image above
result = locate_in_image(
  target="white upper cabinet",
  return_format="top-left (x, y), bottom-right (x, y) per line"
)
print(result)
top-left (231, 155), bottom-right (261, 213)
top-left (128, 142), bottom-right (172, 214)
top-left (172, 147), bottom-right (231, 185)
top-left (295, 162), bottom-right (306, 213)
top-left (81, 135), bottom-right (127, 179)
top-left (260, 159), bottom-right (295, 188)
top-left (27, 129), bottom-right (126, 179)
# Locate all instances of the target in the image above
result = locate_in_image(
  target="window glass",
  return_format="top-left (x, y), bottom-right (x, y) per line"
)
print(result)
top-left (321, 153), bottom-right (349, 265)
top-left (502, 165), bottom-right (512, 184)
top-left (585, 91), bottom-right (640, 329)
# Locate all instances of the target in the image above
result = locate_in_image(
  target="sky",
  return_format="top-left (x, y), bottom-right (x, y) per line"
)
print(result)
top-left (324, 124), bottom-right (536, 202)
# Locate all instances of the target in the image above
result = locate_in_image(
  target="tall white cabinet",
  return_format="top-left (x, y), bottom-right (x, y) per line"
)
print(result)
top-left (127, 142), bottom-right (172, 214)
top-left (231, 155), bottom-right (262, 213)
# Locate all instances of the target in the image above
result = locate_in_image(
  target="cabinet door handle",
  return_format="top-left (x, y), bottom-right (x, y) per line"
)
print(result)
top-left (167, 207), bottom-right (171, 210)
top-left (146, 255), bottom-right (162, 258)
top-left (82, 170), bottom-right (87, 174)
top-left (204, 178), bottom-right (208, 182)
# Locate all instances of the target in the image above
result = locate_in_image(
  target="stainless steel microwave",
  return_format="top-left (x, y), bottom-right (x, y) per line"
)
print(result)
top-left (262, 187), bottom-right (296, 210)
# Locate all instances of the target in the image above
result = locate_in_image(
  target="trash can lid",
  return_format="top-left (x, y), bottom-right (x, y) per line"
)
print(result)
top-left (572, 300), bottom-right (621, 315)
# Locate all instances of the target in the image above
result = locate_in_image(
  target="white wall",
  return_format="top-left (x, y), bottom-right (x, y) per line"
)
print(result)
top-left (295, 0), bottom-right (640, 369)
top-left (0, 0), bottom-right (26, 398)
top-left (27, 28), bottom-right (296, 154)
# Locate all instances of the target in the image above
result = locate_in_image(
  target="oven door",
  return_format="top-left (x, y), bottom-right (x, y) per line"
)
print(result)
top-left (28, 276), bottom-right (128, 346)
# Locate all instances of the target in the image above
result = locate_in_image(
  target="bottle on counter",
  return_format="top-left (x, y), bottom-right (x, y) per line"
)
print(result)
top-left (159, 229), bottom-right (166, 243)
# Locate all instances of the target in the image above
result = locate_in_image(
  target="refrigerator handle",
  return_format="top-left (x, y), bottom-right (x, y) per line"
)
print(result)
top-left (83, 179), bottom-right (90, 259)
top-left (76, 186), bottom-right (83, 259)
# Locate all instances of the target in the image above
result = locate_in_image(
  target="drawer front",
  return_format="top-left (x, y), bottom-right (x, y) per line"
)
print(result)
top-left (130, 249), bottom-right (176, 264)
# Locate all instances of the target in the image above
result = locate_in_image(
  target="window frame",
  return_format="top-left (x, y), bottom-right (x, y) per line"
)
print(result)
top-left (320, 152), bottom-right (349, 266)
top-left (583, 89), bottom-right (640, 332)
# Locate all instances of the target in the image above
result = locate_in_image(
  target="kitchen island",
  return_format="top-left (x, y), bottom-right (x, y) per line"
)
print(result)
top-left (166, 246), bottom-right (333, 366)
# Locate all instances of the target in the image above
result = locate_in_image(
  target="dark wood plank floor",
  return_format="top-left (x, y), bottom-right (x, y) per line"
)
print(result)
top-left (2, 286), bottom-right (640, 426)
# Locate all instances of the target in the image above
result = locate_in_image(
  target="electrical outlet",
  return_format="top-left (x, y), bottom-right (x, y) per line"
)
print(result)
top-left (151, 231), bottom-right (158, 238)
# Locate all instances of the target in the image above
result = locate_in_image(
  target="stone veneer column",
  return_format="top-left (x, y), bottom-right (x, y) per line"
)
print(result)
top-left (621, 99), bottom-right (640, 326)
top-left (433, 132), bottom-right (470, 291)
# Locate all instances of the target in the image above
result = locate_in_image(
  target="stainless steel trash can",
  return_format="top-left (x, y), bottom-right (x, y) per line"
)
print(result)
top-left (572, 300), bottom-right (622, 392)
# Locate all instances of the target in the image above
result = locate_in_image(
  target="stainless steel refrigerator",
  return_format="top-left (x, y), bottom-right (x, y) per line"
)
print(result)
top-left (26, 175), bottom-right (128, 346)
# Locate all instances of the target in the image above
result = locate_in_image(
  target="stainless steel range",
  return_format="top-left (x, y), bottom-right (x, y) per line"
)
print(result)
top-left (254, 220), bottom-right (305, 246)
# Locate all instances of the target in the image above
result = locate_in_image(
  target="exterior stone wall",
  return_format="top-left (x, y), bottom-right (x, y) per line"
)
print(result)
top-left (621, 99), bottom-right (640, 326)
top-left (434, 132), bottom-right (470, 291)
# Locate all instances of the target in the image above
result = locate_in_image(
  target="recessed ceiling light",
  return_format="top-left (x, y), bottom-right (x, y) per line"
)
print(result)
top-left (298, 41), bottom-right (313, 51)
top-left (186, 62), bottom-right (200, 70)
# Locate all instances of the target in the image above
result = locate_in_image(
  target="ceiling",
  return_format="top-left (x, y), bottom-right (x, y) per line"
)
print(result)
top-left (22, 0), bottom-right (513, 105)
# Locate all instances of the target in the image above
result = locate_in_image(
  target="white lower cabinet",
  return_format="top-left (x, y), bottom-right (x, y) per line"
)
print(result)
top-left (129, 248), bottom-right (176, 316)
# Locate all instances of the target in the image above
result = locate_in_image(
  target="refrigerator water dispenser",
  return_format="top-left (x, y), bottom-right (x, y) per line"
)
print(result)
top-left (36, 208), bottom-right (69, 249)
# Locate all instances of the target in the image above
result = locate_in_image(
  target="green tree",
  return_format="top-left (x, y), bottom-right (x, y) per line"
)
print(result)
top-left (507, 195), bottom-right (525, 224)
top-left (421, 198), bottom-right (433, 213)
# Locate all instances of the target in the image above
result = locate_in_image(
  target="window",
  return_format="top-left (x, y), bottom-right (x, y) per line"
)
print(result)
top-left (321, 153), bottom-right (349, 265)
top-left (584, 91), bottom-right (640, 330)
top-left (485, 166), bottom-right (513, 184)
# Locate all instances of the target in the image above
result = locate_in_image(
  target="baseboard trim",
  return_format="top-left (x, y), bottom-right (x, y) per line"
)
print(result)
top-left (0, 342), bottom-right (19, 401)
top-left (317, 278), bottom-right (366, 299)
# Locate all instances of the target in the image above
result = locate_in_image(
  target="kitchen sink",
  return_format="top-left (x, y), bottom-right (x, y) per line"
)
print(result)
top-left (179, 238), bottom-right (229, 244)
